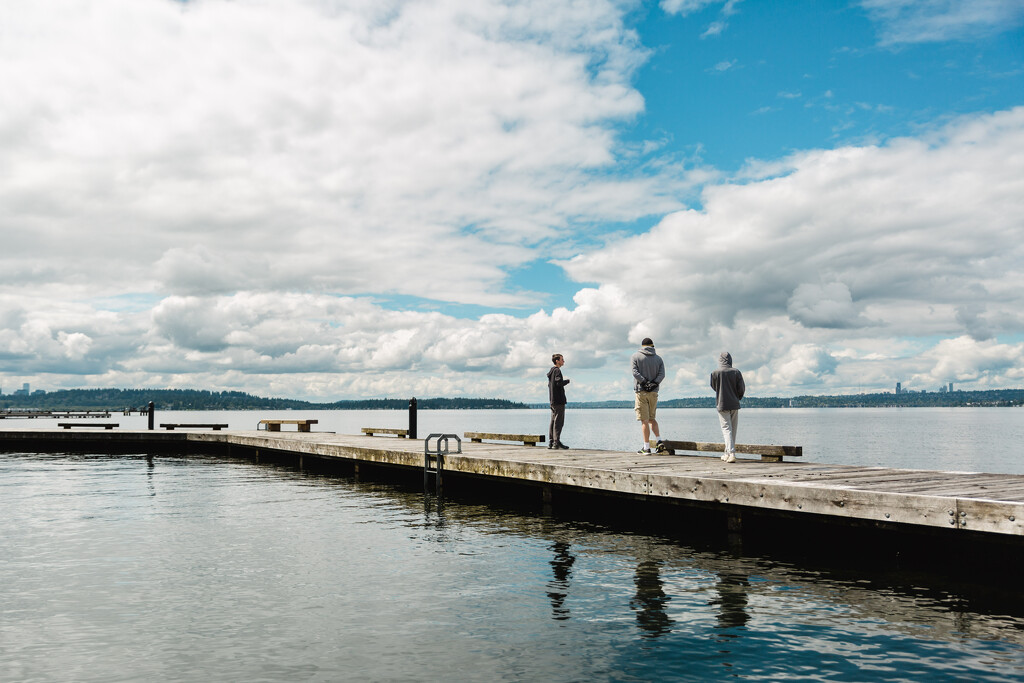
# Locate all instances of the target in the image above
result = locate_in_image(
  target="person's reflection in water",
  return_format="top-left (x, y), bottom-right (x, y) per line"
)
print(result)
top-left (630, 560), bottom-right (674, 637)
top-left (710, 571), bottom-right (750, 635)
top-left (146, 454), bottom-right (156, 496)
top-left (547, 541), bottom-right (576, 621)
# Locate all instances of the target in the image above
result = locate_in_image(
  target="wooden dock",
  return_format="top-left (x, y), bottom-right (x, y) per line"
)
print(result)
top-left (0, 410), bottom-right (112, 419)
top-left (2, 428), bottom-right (1022, 543)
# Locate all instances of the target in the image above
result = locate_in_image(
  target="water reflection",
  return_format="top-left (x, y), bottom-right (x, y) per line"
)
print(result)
top-left (5, 453), bottom-right (1023, 683)
top-left (710, 570), bottom-right (751, 634)
top-left (630, 559), bottom-right (674, 638)
top-left (423, 491), bottom-right (447, 528)
top-left (547, 541), bottom-right (576, 621)
top-left (146, 454), bottom-right (156, 496)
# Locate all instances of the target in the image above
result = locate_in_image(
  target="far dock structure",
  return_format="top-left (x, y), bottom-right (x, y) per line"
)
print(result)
top-left (1, 428), bottom-right (1022, 568)
top-left (0, 409), bottom-right (112, 419)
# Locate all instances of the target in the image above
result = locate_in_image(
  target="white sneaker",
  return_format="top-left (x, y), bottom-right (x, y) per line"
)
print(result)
top-left (637, 447), bottom-right (652, 454)
top-left (721, 453), bottom-right (728, 461)
top-left (725, 453), bottom-right (736, 463)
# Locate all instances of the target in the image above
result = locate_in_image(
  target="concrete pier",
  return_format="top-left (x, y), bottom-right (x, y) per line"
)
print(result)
top-left (2, 428), bottom-right (1023, 543)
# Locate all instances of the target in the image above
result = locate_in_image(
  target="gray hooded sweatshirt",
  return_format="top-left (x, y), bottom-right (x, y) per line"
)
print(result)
top-left (631, 346), bottom-right (666, 393)
top-left (710, 351), bottom-right (745, 411)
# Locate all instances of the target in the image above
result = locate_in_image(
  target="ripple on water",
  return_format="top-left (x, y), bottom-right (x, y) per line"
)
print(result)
top-left (0, 452), bottom-right (1022, 682)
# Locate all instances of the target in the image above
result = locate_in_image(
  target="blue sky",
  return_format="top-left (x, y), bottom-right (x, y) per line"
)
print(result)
top-left (1, 0), bottom-right (1023, 402)
top-left (634, 0), bottom-right (1023, 170)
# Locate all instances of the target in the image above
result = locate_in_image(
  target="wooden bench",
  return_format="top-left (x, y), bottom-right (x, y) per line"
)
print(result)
top-left (160, 423), bottom-right (229, 431)
top-left (58, 423), bottom-right (119, 430)
top-left (464, 431), bottom-right (545, 446)
top-left (258, 419), bottom-right (318, 432)
top-left (361, 427), bottom-right (409, 438)
top-left (658, 440), bottom-right (802, 463)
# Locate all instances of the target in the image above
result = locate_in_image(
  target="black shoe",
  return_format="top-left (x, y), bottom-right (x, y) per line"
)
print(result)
top-left (557, 442), bottom-right (569, 449)
top-left (547, 442), bottom-right (554, 449)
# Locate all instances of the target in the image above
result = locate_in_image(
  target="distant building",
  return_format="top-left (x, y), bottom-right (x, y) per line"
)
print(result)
top-left (949, 382), bottom-right (954, 392)
top-left (895, 382), bottom-right (902, 395)
top-left (13, 382), bottom-right (29, 396)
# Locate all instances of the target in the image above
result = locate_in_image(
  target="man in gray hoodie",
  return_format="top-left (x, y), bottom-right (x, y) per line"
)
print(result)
top-left (710, 351), bottom-right (745, 463)
top-left (631, 338), bottom-right (665, 454)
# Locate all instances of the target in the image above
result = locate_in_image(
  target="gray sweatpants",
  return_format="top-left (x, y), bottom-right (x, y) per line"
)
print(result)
top-left (718, 409), bottom-right (739, 454)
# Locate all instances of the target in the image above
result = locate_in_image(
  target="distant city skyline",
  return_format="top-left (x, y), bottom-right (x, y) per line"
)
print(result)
top-left (1, 0), bottom-right (1022, 402)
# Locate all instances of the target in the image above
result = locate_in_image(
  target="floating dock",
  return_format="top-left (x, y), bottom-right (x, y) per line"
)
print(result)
top-left (3, 427), bottom-right (1023, 541)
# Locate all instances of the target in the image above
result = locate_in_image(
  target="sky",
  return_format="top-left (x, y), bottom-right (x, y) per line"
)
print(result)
top-left (1, 0), bottom-right (1023, 403)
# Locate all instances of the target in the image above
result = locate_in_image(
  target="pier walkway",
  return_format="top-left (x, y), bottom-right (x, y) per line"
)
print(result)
top-left (1, 427), bottom-right (1022, 541)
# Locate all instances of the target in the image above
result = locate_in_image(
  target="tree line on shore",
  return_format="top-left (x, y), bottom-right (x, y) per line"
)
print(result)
top-left (550, 388), bottom-right (1024, 409)
top-left (0, 389), bottom-right (529, 411)
top-left (1, 387), bottom-right (1022, 411)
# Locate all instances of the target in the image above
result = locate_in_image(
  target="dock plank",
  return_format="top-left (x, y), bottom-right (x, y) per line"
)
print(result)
top-left (3, 428), bottom-right (1024, 538)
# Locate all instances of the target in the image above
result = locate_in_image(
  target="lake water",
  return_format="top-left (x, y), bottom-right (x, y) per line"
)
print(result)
top-left (3, 408), bottom-right (1024, 681)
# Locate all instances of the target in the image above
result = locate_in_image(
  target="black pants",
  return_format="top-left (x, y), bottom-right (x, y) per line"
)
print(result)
top-left (549, 404), bottom-right (565, 445)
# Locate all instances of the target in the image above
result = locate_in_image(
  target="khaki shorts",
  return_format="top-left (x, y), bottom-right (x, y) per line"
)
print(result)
top-left (634, 391), bottom-right (658, 421)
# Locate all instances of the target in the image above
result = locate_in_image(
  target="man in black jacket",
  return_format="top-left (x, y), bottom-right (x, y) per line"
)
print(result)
top-left (547, 354), bottom-right (570, 449)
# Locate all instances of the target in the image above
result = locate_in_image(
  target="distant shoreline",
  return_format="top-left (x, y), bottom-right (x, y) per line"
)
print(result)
top-left (545, 388), bottom-right (1024, 409)
top-left (1, 387), bottom-right (1022, 411)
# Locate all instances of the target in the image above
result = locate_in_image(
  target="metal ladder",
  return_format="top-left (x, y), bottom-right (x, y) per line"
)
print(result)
top-left (424, 433), bottom-right (460, 490)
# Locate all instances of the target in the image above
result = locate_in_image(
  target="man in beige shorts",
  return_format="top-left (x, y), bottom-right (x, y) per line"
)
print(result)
top-left (630, 338), bottom-right (665, 454)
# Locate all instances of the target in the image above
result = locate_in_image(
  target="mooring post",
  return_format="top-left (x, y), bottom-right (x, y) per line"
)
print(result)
top-left (409, 397), bottom-right (418, 439)
top-left (147, 401), bottom-right (155, 430)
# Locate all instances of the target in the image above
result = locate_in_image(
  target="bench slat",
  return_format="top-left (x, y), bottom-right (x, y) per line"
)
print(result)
top-left (259, 419), bottom-right (318, 432)
top-left (661, 440), bottom-right (801, 456)
top-left (464, 431), bottom-right (545, 446)
top-left (659, 440), bottom-right (801, 462)
top-left (58, 423), bottom-right (119, 430)
top-left (361, 427), bottom-right (409, 437)
top-left (161, 424), bottom-right (229, 430)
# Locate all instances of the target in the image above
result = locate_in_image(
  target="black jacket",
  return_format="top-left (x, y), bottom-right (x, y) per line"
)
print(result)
top-left (547, 366), bottom-right (569, 405)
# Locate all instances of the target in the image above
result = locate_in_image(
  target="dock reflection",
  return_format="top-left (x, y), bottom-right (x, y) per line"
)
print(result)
top-left (339, 468), bottom-right (1023, 648)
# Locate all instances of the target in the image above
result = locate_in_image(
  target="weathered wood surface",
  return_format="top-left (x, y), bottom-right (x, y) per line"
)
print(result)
top-left (2, 429), bottom-right (1022, 537)
top-left (361, 427), bottom-right (409, 437)
top-left (258, 419), bottom-right (318, 432)
top-left (464, 431), bottom-right (545, 446)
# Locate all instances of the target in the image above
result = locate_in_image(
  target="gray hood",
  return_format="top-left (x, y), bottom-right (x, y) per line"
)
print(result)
top-left (718, 351), bottom-right (732, 368)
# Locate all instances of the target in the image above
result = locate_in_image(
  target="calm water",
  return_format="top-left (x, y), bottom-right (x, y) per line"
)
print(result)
top-left (3, 408), bottom-right (1024, 681)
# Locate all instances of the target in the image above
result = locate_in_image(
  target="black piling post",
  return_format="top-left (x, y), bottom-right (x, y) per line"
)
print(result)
top-left (147, 401), bottom-right (155, 430)
top-left (409, 397), bottom-right (418, 439)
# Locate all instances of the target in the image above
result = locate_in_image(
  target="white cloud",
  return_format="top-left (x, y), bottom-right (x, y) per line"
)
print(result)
top-left (860, 0), bottom-right (1024, 44)
top-left (787, 282), bottom-right (867, 329)
top-left (918, 336), bottom-right (1024, 386)
top-left (559, 108), bottom-right (1024, 395)
top-left (661, 0), bottom-right (742, 37)
top-left (0, 0), bottom-right (682, 308)
top-left (1, 1), bottom-right (1022, 402)
top-left (771, 344), bottom-right (839, 386)
top-left (660, 0), bottom-right (724, 15)
top-left (5, 106), bottom-right (1023, 401)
